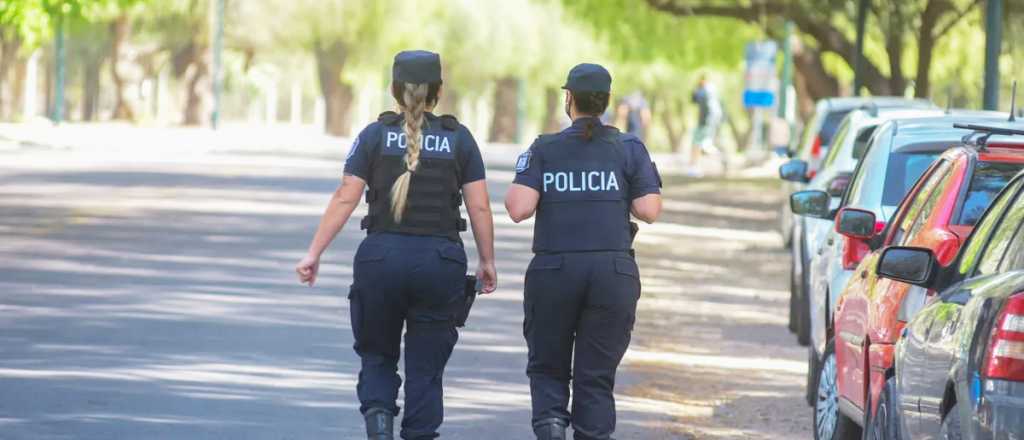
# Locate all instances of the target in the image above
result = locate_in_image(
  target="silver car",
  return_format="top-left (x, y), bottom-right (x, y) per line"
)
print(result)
top-left (780, 97), bottom-right (934, 248)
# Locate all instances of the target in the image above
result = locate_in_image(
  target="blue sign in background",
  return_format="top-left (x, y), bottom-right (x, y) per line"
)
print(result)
top-left (743, 91), bottom-right (775, 107)
top-left (744, 41), bottom-right (778, 108)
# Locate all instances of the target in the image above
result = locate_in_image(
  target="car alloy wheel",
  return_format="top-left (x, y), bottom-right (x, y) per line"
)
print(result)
top-left (815, 351), bottom-right (839, 440)
top-left (867, 377), bottom-right (900, 440)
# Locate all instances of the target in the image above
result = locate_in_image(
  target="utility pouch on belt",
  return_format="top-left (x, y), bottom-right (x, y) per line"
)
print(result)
top-left (454, 275), bottom-right (479, 328)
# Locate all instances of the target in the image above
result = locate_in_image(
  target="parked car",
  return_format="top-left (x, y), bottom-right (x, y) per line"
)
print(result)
top-left (878, 123), bottom-right (1024, 439)
top-left (783, 108), bottom-right (946, 344)
top-left (779, 97), bottom-right (935, 248)
top-left (790, 113), bottom-right (1009, 439)
top-left (831, 140), bottom-right (1024, 438)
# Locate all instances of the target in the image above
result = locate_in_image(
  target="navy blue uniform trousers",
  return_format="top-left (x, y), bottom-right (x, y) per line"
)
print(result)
top-left (524, 251), bottom-right (641, 440)
top-left (349, 233), bottom-right (466, 440)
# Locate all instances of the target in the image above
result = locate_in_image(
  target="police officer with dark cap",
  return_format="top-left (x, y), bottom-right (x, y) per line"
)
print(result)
top-left (505, 63), bottom-right (663, 440)
top-left (296, 50), bottom-right (497, 440)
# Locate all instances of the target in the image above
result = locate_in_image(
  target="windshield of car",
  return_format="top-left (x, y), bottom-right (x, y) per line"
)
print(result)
top-left (820, 110), bottom-right (853, 146)
top-left (955, 161), bottom-right (1024, 225)
top-left (882, 152), bottom-right (942, 206)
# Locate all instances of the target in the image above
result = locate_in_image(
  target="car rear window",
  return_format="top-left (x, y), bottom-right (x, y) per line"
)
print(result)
top-left (882, 152), bottom-right (941, 206)
top-left (820, 110), bottom-right (853, 146)
top-left (955, 161), bottom-right (1024, 225)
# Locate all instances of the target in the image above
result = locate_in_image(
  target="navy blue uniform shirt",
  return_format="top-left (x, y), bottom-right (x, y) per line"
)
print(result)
top-left (344, 113), bottom-right (486, 186)
top-left (513, 117), bottom-right (661, 200)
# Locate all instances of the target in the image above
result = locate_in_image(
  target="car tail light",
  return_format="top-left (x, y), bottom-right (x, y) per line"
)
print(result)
top-left (984, 293), bottom-right (1024, 381)
top-left (875, 221), bottom-right (887, 234)
top-left (811, 135), bottom-right (823, 159)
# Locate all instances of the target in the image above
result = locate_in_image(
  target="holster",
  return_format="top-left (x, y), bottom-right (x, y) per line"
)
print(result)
top-left (629, 221), bottom-right (639, 257)
top-left (454, 275), bottom-right (478, 328)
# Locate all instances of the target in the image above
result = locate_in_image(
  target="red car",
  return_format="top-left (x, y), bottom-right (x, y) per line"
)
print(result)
top-left (830, 142), bottom-right (1024, 436)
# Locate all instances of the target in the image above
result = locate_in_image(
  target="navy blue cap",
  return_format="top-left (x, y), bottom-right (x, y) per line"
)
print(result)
top-left (392, 50), bottom-right (442, 84)
top-left (562, 63), bottom-right (612, 93)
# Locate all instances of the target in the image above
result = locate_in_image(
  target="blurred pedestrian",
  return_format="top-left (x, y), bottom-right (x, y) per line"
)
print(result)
top-left (295, 50), bottom-right (497, 440)
top-left (616, 91), bottom-right (652, 142)
top-left (505, 63), bottom-right (663, 440)
top-left (690, 75), bottom-right (723, 172)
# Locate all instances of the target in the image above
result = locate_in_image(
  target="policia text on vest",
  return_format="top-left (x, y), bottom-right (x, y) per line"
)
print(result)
top-left (543, 171), bottom-right (620, 193)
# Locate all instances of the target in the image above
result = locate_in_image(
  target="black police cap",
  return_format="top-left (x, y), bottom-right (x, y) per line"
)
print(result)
top-left (393, 50), bottom-right (442, 84)
top-left (562, 63), bottom-right (612, 93)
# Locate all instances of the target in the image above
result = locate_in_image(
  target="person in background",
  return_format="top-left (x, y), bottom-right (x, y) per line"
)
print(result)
top-left (505, 63), bottom-right (662, 440)
top-left (615, 91), bottom-right (652, 142)
top-left (690, 75), bottom-right (723, 173)
top-left (295, 50), bottom-right (497, 440)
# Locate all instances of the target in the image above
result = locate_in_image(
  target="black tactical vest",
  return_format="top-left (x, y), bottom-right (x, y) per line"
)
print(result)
top-left (361, 112), bottom-right (467, 242)
top-left (532, 126), bottom-right (633, 253)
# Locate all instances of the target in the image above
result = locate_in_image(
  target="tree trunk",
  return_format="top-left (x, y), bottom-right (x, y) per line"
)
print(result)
top-left (110, 14), bottom-right (134, 121)
top-left (314, 40), bottom-right (353, 136)
top-left (793, 46), bottom-right (839, 108)
top-left (542, 86), bottom-right (562, 133)
top-left (0, 33), bottom-right (22, 120)
top-left (914, 0), bottom-right (944, 99)
top-left (43, 51), bottom-right (53, 118)
top-left (11, 56), bottom-right (26, 120)
top-left (81, 59), bottom-right (101, 121)
top-left (883, 6), bottom-right (906, 96)
top-left (653, 95), bottom-right (686, 153)
top-left (489, 76), bottom-right (518, 143)
top-left (437, 87), bottom-right (459, 115)
top-left (181, 44), bottom-right (209, 126)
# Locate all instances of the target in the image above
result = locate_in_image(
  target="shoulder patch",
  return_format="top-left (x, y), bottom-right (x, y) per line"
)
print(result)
top-left (439, 114), bottom-right (459, 131)
top-left (515, 150), bottom-right (532, 173)
top-left (346, 135), bottom-right (361, 160)
top-left (377, 111), bottom-right (401, 125)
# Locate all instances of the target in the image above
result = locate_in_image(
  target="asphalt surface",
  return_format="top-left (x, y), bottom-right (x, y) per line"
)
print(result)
top-left (0, 135), bottom-right (687, 439)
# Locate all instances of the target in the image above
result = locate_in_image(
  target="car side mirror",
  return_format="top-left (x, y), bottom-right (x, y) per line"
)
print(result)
top-left (779, 159), bottom-right (810, 183)
top-left (826, 173), bottom-right (852, 198)
top-left (836, 208), bottom-right (876, 240)
top-left (790, 190), bottom-right (832, 218)
top-left (877, 246), bottom-right (936, 287)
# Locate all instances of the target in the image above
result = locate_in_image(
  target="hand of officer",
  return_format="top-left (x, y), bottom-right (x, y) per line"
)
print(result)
top-left (477, 260), bottom-right (497, 294)
top-left (295, 254), bottom-right (320, 287)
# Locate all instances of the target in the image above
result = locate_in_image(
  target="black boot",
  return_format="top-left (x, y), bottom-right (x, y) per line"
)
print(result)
top-left (364, 408), bottom-right (394, 440)
top-left (533, 418), bottom-right (568, 440)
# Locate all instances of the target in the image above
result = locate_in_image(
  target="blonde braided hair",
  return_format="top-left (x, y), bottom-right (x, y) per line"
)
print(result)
top-left (389, 82), bottom-right (430, 223)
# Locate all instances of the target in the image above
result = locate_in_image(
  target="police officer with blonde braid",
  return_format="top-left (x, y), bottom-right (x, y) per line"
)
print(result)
top-left (505, 63), bottom-right (662, 440)
top-left (296, 50), bottom-right (497, 440)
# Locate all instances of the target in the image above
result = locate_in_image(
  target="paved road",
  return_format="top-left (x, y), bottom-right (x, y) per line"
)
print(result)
top-left (0, 135), bottom-right (685, 439)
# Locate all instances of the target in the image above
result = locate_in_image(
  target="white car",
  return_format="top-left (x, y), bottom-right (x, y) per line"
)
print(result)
top-left (782, 107), bottom-right (944, 349)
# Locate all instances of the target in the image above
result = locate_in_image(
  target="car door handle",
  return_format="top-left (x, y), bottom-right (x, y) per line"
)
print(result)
top-left (827, 238), bottom-right (834, 246)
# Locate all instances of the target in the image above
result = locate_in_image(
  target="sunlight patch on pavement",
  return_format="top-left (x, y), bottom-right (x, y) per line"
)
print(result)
top-left (636, 221), bottom-right (782, 246)
top-left (624, 349), bottom-right (806, 376)
top-left (640, 282), bottom-right (789, 301)
top-left (635, 296), bottom-right (789, 326)
top-left (617, 394), bottom-right (713, 418)
top-left (661, 199), bottom-right (777, 221)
